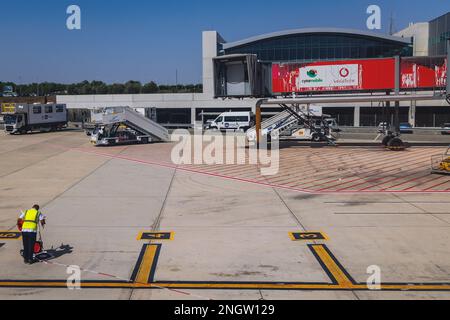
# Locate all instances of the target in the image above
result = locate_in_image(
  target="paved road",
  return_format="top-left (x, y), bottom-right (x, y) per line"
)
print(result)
top-left (0, 131), bottom-right (449, 300)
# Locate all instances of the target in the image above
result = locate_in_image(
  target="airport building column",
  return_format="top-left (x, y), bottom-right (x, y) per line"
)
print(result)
top-left (191, 108), bottom-right (197, 127)
top-left (409, 102), bottom-right (416, 127)
top-left (354, 107), bottom-right (361, 127)
top-left (202, 31), bottom-right (223, 98)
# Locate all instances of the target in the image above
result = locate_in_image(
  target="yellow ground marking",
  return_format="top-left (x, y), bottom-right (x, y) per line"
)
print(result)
top-left (0, 232), bottom-right (21, 240)
top-left (1, 281), bottom-right (450, 291)
top-left (2, 240), bottom-right (450, 291)
top-left (310, 244), bottom-right (354, 287)
top-left (136, 231), bottom-right (174, 241)
top-left (289, 232), bottom-right (328, 241)
top-left (134, 245), bottom-right (159, 284)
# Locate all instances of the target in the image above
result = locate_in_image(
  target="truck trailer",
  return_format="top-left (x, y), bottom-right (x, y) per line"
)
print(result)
top-left (1, 103), bottom-right (68, 134)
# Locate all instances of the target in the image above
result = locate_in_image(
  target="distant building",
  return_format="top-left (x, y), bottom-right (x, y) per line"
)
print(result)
top-left (395, 11), bottom-right (450, 56)
top-left (395, 23), bottom-right (429, 56)
top-left (429, 12), bottom-right (450, 55)
top-left (222, 28), bottom-right (412, 63)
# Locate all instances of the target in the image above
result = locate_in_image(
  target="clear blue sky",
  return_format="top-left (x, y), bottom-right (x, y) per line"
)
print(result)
top-left (0, 0), bottom-right (448, 85)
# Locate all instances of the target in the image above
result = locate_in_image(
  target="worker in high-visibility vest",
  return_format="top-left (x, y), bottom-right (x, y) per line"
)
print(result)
top-left (17, 205), bottom-right (46, 264)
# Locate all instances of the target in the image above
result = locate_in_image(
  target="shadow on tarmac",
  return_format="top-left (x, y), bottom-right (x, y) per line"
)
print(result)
top-left (36, 244), bottom-right (74, 261)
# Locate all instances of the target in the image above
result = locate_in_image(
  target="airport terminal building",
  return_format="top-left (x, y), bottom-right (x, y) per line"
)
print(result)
top-left (58, 13), bottom-right (450, 128)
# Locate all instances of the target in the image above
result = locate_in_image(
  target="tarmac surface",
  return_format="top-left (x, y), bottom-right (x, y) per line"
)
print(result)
top-left (0, 130), bottom-right (450, 300)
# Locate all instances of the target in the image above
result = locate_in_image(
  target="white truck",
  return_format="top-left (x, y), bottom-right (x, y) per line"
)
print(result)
top-left (208, 111), bottom-right (254, 132)
top-left (1, 103), bottom-right (68, 134)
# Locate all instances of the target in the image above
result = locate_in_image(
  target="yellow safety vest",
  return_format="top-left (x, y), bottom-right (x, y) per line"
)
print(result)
top-left (22, 209), bottom-right (40, 231)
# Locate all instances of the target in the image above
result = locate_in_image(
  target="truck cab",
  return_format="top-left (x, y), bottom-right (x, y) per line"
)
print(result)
top-left (3, 114), bottom-right (25, 134)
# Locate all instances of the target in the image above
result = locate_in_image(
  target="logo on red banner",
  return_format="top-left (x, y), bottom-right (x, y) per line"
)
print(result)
top-left (339, 67), bottom-right (350, 78)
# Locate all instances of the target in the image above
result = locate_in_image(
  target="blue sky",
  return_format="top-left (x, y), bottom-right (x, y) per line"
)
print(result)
top-left (0, 0), bottom-right (448, 84)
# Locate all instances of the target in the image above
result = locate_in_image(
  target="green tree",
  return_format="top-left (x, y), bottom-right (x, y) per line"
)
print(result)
top-left (142, 81), bottom-right (159, 93)
top-left (91, 81), bottom-right (108, 94)
top-left (108, 83), bottom-right (126, 94)
top-left (124, 81), bottom-right (142, 94)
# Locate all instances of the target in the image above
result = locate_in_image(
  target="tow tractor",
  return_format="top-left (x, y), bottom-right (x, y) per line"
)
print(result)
top-left (90, 124), bottom-right (152, 146)
top-left (431, 146), bottom-right (450, 175)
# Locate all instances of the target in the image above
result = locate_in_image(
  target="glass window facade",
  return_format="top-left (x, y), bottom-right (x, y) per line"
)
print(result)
top-left (429, 12), bottom-right (450, 56)
top-left (222, 33), bottom-right (412, 63)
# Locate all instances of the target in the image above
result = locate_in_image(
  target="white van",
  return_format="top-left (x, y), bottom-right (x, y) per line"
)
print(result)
top-left (208, 112), bottom-right (254, 132)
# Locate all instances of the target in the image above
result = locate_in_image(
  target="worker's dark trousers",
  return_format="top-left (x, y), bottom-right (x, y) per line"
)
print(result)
top-left (22, 232), bottom-right (37, 262)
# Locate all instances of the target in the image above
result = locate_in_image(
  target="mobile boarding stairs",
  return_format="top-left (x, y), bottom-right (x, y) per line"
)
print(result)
top-left (92, 107), bottom-right (170, 142)
top-left (247, 105), bottom-right (337, 145)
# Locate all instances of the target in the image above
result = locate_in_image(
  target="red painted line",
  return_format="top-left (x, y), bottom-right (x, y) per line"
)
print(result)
top-left (267, 156), bottom-right (334, 183)
top-left (70, 147), bottom-right (315, 193)
top-left (380, 174), bottom-right (433, 191)
top-left (97, 272), bottom-right (118, 278)
top-left (272, 155), bottom-right (360, 185)
top-left (211, 166), bottom-right (260, 176)
top-left (291, 150), bottom-right (431, 189)
top-left (423, 179), bottom-right (450, 191)
top-left (169, 289), bottom-right (191, 296)
top-left (45, 142), bottom-right (450, 195)
top-left (305, 162), bottom-right (400, 189)
top-left (401, 175), bottom-right (448, 192)
top-left (357, 171), bottom-right (428, 192)
top-left (275, 149), bottom-right (361, 176)
top-left (321, 168), bottom-right (423, 192)
top-left (331, 156), bottom-right (432, 192)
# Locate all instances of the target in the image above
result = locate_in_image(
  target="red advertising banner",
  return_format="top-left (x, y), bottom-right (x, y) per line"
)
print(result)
top-left (401, 58), bottom-right (447, 89)
top-left (272, 58), bottom-right (447, 94)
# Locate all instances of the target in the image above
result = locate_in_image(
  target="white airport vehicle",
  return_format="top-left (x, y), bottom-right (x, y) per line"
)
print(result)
top-left (1, 103), bottom-right (68, 134)
top-left (90, 107), bottom-right (169, 146)
top-left (208, 112), bottom-right (254, 132)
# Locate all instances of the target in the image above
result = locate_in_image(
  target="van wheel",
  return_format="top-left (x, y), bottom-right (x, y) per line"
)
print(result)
top-left (141, 137), bottom-right (149, 144)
